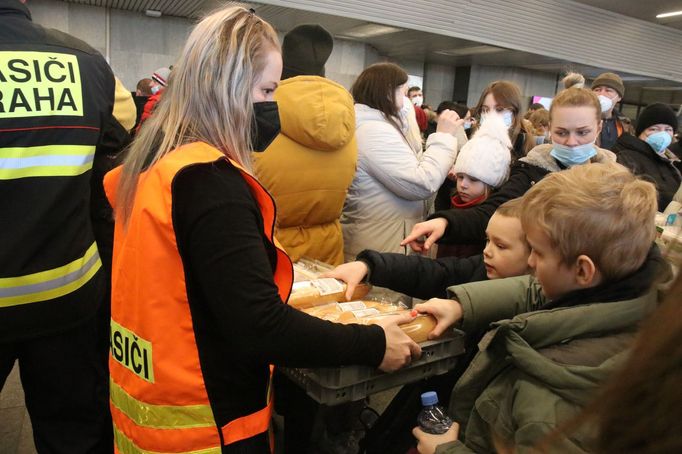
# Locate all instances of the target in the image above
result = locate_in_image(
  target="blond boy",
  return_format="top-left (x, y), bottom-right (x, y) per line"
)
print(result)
top-left (413, 162), bottom-right (666, 453)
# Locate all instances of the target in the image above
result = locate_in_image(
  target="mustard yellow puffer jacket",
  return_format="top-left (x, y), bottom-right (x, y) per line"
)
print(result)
top-left (254, 76), bottom-right (357, 266)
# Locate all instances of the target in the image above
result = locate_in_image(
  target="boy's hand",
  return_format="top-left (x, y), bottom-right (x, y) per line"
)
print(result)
top-left (414, 298), bottom-right (463, 339)
top-left (401, 218), bottom-right (448, 253)
top-left (412, 423), bottom-right (460, 454)
top-left (321, 261), bottom-right (369, 301)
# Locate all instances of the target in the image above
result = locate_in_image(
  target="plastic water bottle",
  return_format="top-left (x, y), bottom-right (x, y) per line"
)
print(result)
top-left (417, 391), bottom-right (453, 434)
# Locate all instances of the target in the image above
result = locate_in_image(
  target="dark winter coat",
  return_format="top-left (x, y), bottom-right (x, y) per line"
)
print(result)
top-left (613, 133), bottom-right (682, 210)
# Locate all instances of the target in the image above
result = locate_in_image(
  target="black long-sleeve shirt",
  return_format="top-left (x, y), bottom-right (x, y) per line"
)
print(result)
top-left (172, 159), bottom-right (384, 452)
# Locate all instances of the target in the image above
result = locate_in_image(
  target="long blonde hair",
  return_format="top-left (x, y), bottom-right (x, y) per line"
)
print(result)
top-left (116, 6), bottom-right (280, 223)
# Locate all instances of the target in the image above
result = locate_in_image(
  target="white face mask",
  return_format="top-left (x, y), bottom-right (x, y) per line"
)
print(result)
top-left (597, 95), bottom-right (613, 113)
top-left (411, 96), bottom-right (423, 106)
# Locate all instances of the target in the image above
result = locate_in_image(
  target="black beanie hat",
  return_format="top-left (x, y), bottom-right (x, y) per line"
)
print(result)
top-left (636, 103), bottom-right (679, 136)
top-left (282, 24), bottom-right (333, 80)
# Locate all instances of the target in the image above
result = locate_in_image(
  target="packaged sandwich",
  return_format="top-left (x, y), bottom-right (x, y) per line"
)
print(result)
top-left (289, 279), bottom-right (372, 309)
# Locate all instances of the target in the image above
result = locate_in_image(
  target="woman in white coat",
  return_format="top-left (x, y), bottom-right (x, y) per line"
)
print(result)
top-left (341, 63), bottom-right (461, 261)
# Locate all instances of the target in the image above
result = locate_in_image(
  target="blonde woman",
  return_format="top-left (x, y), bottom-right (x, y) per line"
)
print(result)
top-left (104, 7), bottom-right (419, 453)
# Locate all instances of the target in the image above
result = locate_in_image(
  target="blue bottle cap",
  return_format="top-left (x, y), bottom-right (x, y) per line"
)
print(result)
top-left (421, 391), bottom-right (439, 406)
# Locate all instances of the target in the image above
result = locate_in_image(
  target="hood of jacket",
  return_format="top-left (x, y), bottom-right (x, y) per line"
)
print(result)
top-left (490, 288), bottom-right (656, 406)
top-left (274, 75), bottom-right (355, 151)
top-left (520, 143), bottom-right (616, 172)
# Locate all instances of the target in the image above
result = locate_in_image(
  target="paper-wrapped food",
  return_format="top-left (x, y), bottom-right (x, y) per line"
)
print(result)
top-left (288, 278), bottom-right (370, 309)
top-left (302, 300), bottom-right (437, 343)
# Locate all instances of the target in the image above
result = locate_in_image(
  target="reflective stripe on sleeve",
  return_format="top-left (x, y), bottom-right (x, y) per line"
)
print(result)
top-left (0, 145), bottom-right (96, 179)
top-left (0, 241), bottom-right (101, 307)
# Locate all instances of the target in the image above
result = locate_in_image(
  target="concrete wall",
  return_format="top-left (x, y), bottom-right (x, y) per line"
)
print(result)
top-left (467, 65), bottom-right (559, 111)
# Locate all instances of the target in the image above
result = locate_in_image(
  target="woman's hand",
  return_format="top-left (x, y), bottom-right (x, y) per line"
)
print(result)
top-left (321, 261), bottom-right (369, 301)
top-left (412, 423), bottom-right (460, 454)
top-left (414, 298), bottom-right (462, 339)
top-left (375, 312), bottom-right (422, 372)
top-left (436, 110), bottom-right (465, 136)
top-left (401, 218), bottom-right (449, 253)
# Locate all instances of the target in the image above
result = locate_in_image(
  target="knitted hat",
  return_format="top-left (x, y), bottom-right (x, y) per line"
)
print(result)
top-left (282, 24), bottom-right (333, 79)
top-left (591, 72), bottom-right (624, 98)
top-left (635, 103), bottom-right (679, 136)
top-left (453, 113), bottom-right (512, 188)
top-left (151, 67), bottom-right (170, 87)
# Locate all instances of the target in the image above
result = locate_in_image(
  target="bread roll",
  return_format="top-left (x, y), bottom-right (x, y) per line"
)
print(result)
top-left (301, 301), bottom-right (437, 343)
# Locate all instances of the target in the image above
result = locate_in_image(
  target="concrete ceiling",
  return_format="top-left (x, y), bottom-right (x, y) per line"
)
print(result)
top-left (572, 0), bottom-right (682, 30)
top-left (62, 0), bottom-right (682, 102)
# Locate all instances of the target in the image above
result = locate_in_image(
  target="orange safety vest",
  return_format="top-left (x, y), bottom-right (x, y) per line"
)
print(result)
top-left (103, 142), bottom-right (293, 454)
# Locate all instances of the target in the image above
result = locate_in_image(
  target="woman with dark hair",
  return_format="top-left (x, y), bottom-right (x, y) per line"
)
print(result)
top-left (472, 80), bottom-right (535, 160)
top-left (341, 63), bottom-right (461, 260)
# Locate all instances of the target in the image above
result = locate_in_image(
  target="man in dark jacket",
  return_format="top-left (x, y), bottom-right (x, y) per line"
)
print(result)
top-left (614, 103), bottom-right (681, 210)
top-left (591, 72), bottom-right (634, 149)
top-left (0, 1), bottom-right (133, 451)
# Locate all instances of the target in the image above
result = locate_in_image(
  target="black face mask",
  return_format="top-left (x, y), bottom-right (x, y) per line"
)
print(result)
top-left (251, 102), bottom-right (281, 152)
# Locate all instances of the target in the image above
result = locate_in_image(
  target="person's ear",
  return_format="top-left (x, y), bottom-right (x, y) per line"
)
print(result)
top-left (575, 255), bottom-right (600, 287)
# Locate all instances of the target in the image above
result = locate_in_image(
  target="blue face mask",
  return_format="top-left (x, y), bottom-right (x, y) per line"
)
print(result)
top-left (550, 142), bottom-right (597, 167)
top-left (463, 121), bottom-right (472, 130)
top-left (645, 131), bottom-right (672, 155)
top-left (535, 135), bottom-right (546, 146)
top-left (481, 110), bottom-right (514, 128)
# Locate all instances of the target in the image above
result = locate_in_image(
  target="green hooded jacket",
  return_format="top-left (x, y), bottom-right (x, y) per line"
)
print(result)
top-left (436, 275), bottom-right (658, 453)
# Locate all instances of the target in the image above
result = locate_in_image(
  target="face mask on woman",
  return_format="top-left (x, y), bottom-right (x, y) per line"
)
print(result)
top-left (251, 102), bottom-right (281, 152)
top-left (550, 141), bottom-right (597, 167)
top-left (481, 110), bottom-right (513, 128)
top-left (645, 131), bottom-right (673, 155)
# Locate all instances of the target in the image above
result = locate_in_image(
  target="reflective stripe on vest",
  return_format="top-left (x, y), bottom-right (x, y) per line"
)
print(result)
top-left (110, 378), bottom-right (214, 430)
top-left (0, 241), bottom-right (101, 307)
top-left (113, 427), bottom-right (221, 454)
top-left (0, 144), bottom-right (95, 180)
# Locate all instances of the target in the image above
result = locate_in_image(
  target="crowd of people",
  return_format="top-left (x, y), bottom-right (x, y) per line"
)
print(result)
top-left (1, 1), bottom-right (681, 453)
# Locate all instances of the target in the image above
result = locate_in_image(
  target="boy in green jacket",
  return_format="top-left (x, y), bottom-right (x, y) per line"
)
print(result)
top-left (413, 162), bottom-right (666, 453)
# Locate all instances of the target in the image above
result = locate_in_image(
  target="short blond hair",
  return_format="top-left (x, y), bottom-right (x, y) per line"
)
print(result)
top-left (495, 197), bottom-right (523, 219)
top-left (520, 163), bottom-right (656, 282)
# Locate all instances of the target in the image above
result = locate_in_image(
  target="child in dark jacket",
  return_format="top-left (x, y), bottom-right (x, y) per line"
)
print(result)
top-left (326, 198), bottom-right (529, 301)
top-left (437, 113), bottom-right (513, 258)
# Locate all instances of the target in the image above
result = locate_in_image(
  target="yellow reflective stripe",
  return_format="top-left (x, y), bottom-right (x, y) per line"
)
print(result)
top-left (0, 242), bottom-right (101, 307)
top-left (0, 145), bottom-right (95, 158)
top-left (113, 427), bottom-right (221, 454)
top-left (0, 145), bottom-right (95, 179)
top-left (110, 378), bottom-right (215, 430)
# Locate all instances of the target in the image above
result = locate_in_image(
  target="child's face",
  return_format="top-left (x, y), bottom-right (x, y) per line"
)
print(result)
top-left (550, 106), bottom-right (601, 147)
top-left (456, 174), bottom-right (487, 203)
top-left (482, 214), bottom-right (530, 279)
top-left (525, 226), bottom-right (581, 300)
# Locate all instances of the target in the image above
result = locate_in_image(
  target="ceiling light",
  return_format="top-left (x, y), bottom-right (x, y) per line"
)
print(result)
top-left (145, 9), bottom-right (162, 18)
top-left (339, 24), bottom-right (404, 39)
top-left (656, 11), bottom-right (682, 19)
top-left (435, 45), bottom-right (505, 56)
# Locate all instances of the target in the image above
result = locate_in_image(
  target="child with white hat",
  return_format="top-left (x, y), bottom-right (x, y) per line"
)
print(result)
top-left (439, 113), bottom-right (512, 258)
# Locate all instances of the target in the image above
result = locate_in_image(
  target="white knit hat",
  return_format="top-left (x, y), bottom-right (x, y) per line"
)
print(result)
top-left (453, 113), bottom-right (512, 188)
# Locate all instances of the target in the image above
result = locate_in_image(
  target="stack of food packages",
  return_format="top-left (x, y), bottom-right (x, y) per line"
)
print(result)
top-left (290, 258), bottom-right (438, 343)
